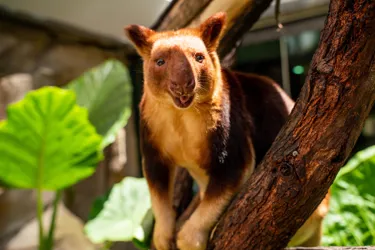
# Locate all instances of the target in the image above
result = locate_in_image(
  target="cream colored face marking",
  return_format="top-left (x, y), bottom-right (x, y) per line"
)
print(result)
top-left (152, 35), bottom-right (207, 54)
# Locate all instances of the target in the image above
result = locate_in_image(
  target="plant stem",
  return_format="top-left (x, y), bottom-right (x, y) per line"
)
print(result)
top-left (37, 188), bottom-right (45, 250)
top-left (45, 190), bottom-right (62, 250)
top-left (37, 118), bottom-right (47, 249)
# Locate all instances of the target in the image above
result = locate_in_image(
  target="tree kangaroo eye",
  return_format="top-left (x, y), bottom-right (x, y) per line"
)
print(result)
top-left (195, 54), bottom-right (205, 63)
top-left (156, 58), bottom-right (165, 66)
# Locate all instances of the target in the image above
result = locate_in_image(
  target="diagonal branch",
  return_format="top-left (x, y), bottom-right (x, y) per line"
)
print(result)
top-left (288, 248), bottom-right (375, 250)
top-left (208, 0), bottom-right (375, 249)
top-left (152, 0), bottom-right (213, 31)
top-left (152, 0), bottom-right (274, 57)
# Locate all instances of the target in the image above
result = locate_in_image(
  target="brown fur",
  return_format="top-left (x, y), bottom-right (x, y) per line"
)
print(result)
top-left (125, 12), bottom-right (329, 250)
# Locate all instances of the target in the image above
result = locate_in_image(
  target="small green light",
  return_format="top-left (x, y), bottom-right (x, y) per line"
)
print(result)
top-left (293, 65), bottom-right (305, 75)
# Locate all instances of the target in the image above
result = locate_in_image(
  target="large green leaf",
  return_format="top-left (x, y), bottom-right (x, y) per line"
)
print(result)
top-left (84, 177), bottom-right (153, 249)
top-left (87, 188), bottom-right (112, 221)
top-left (66, 59), bottom-right (133, 149)
top-left (323, 145), bottom-right (375, 246)
top-left (0, 87), bottom-right (103, 190)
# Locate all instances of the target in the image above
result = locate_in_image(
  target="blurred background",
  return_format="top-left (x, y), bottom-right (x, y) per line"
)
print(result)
top-left (0, 0), bottom-right (374, 250)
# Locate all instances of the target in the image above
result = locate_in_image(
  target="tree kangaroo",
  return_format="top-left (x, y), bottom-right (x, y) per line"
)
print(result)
top-left (125, 12), bottom-right (330, 250)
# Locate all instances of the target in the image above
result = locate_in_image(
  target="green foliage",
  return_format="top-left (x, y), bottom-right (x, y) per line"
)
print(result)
top-left (0, 86), bottom-right (104, 250)
top-left (0, 59), bottom-right (133, 250)
top-left (66, 59), bottom-right (133, 149)
top-left (0, 61), bottom-right (134, 250)
top-left (323, 145), bottom-right (375, 246)
top-left (85, 177), bottom-right (153, 249)
top-left (0, 87), bottom-right (103, 190)
top-left (88, 189), bottom-right (112, 221)
top-left (84, 145), bottom-right (375, 249)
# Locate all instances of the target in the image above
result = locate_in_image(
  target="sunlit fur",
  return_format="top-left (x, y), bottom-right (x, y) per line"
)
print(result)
top-left (144, 34), bottom-right (222, 108)
top-left (126, 14), bottom-right (228, 186)
top-left (125, 12), bottom-right (329, 250)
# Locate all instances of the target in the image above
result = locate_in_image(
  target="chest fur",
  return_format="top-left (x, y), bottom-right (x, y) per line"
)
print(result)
top-left (143, 102), bottom-right (210, 168)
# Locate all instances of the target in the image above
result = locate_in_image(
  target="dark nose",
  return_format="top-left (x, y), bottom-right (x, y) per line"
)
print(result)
top-left (185, 79), bottom-right (195, 92)
top-left (169, 79), bottom-right (195, 96)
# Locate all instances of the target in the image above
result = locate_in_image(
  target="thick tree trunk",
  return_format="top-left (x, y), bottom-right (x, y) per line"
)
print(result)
top-left (288, 248), bottom-right (375, 250)
top-left (207, 1), bottom-right (375, 249)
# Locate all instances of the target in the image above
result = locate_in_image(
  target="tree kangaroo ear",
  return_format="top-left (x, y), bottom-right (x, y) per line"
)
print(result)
top-left (124, 25), bottom-right (155, 57)
top-left (199, 12), bottom-right (227, 52)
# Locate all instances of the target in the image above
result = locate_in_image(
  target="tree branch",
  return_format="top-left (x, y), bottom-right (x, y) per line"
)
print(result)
top-left (152, 0), bottom-right (274, 57)
top-left (288, 248), bottom-right (375, 250)
top-left (172, 168), bottom-right (194, 219)
top-left (152, 0), bottom-right (213, 31)
top-left (208, 0), bottom-right (375, 249)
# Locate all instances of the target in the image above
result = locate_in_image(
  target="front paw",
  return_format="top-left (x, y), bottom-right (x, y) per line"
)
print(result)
top-left (153, 222), bottom-right (174, 250)
top-left (177, 222), bottom-right (209, 250)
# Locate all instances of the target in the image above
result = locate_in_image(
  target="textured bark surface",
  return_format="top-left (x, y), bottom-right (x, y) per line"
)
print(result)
top-left (208, 0), bottom-right (375, 249)
top-left (214, 0), bottom-right (273, 57)
top-left (288, 248), bottom-right (375, 250)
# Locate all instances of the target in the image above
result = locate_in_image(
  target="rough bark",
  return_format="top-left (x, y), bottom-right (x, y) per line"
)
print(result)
top-left (213, 0), bottom-right (274, 57)
top-left (208, 0), bottom-right (375, 249)
top-left (288, 248), bottom-right (375, 250)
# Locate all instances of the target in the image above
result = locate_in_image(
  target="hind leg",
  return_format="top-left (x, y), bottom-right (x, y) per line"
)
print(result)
top-left (300, 221), bottom-right (323, 247)
top-left (288, 191), bottom-right (330, 247)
